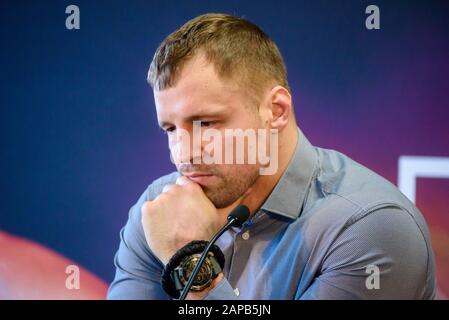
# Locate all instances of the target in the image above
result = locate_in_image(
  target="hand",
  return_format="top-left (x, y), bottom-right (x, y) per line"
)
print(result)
top-left (141, 176), bottom-right (221, 265)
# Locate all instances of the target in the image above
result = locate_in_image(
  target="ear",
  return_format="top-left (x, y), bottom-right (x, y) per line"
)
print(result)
top-left (265, 86), bottom-right (292, 131)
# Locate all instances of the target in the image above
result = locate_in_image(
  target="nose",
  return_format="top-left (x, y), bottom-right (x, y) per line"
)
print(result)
top-left (169, 127), bottom-right (201, 165)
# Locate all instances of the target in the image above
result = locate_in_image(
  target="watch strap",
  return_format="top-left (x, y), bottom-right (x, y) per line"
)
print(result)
top-left (161, 240), bottom-right (225, 299)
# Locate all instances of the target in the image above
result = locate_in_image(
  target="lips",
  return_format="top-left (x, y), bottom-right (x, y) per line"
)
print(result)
top-left (183, 172), bottom-right (214, 184)
top-left (183, 171), bottom-right (211, 177)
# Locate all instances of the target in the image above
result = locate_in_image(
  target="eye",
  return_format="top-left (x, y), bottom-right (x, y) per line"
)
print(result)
top-left (200, 121), bottom-right (216, 128)
top-left (164, 126), bottom-right (176, 134)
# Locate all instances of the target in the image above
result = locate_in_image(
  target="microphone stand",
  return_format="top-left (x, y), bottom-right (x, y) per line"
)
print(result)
top-left (178, 216), bottom-right (238, 300)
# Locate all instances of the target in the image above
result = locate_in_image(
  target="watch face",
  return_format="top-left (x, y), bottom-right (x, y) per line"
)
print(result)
top-left (176, 253), bottom-right (214, 291)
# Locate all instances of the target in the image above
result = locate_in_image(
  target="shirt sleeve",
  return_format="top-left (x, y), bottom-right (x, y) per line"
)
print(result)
top-left (202, 277), bottom-right (239, 300)
top-left (299, 206), bottom-right (435, 300)
top-left (107, 178), bottom-right (239, 300)
top-left (107, 188), bottom-right (170, 300)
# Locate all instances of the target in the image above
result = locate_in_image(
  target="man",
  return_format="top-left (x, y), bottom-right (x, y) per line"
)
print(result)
top-left (108, 13), bottom-right (436, 299)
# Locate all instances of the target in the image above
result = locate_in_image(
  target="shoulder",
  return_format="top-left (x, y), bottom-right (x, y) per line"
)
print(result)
top-left (302, 146), bottom-right (435, 262)
top-left (143, 171), bottom-right (181, 201)
top-left (311, 147), bottom-right (429, 230)
top-left (127, 171), bottom-right (181, 225)
top-left (300, 148), bottom-right (436, 298)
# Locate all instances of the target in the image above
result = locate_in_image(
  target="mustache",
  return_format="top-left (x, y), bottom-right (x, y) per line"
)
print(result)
top-left (178, 163), bottom-right (220, 176)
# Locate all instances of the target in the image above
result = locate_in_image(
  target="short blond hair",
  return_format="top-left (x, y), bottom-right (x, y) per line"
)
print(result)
top-left (147, 13), bottom-right (289, 101)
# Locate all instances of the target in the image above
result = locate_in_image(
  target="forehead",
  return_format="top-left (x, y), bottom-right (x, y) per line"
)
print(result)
top-left (153, 54), bottom-right (243, 121)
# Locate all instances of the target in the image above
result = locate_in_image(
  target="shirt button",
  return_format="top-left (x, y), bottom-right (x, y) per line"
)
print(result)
top-left (242, 231), bottom-right (250, 240)
top-left (234, 288), bottom-right (240, 296)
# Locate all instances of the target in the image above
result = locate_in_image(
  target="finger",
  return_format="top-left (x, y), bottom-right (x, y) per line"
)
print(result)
top-left (162, 184), bottom-right (175, 193)
top-left (176, 175), bottom-right (192, 186)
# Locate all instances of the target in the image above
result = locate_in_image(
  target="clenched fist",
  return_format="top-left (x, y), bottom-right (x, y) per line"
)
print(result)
top-left (141, 176), bottom-right (221, 265)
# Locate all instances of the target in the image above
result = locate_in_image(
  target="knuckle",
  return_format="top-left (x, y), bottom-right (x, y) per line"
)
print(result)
top-left (155, 192), bottom-right (168, 201)
top-left (141, 201), bottom-right (153, 218)
top-left (164, 184), bottom-right (178, 194)
top-left (175, 176), bottom-right (185, 184)
top-left (186, 182), bottom-right (201, 192)
top-left (141, 200), bottom-right (152, 211)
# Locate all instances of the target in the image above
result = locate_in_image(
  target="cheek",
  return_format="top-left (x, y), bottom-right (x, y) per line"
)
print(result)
top-left (168, 137), bottom-right (187, 165)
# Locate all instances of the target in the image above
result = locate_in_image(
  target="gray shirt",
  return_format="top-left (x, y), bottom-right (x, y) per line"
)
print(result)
top-left (107, 128), bottom-right (436, 299)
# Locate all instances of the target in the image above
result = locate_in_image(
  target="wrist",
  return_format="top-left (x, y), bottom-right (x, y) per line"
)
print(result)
top-left (185, 273), bottom-right (224, 300)
top-left (161, 240), bottom-right (225, 299)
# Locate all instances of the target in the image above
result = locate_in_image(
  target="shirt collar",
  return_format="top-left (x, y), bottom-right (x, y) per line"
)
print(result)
top-left (261, 127), bottom-right (318, 220)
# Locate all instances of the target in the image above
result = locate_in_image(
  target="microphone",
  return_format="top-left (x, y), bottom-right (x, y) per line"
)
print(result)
top-left (178, 204), bottom-right (250, 300)
top-left (226, 204), bottom-right (251, 228)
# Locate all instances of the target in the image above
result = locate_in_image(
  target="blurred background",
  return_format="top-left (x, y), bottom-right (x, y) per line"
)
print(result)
top-left (0, 0), bottom-right (448, 299)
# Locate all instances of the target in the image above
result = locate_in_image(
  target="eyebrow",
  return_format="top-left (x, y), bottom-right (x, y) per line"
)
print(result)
top-left (158, 108), bottom-right (229, 129)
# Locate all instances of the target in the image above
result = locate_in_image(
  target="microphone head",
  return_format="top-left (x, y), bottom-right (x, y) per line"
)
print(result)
top-left (227, 205), bottom-right (250, 227)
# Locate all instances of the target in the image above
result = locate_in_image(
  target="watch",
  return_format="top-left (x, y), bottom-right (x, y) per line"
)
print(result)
top-left (172, 252), bottom-right (222, 292)
top-left (161, 240), bottom-right (225, 299)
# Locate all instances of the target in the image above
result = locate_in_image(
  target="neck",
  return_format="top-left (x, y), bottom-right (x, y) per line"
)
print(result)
top-left (217, 124), bottom-right (299, 223)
